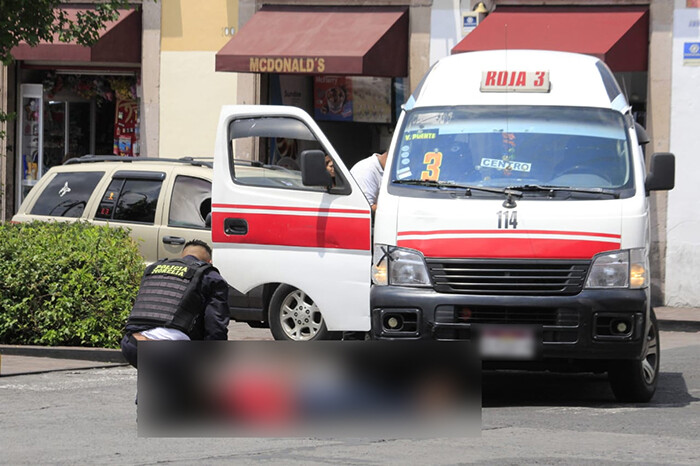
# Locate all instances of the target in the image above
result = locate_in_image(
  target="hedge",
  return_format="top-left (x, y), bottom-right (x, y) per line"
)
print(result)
top-left (0, 221), bottom-right (144, 348)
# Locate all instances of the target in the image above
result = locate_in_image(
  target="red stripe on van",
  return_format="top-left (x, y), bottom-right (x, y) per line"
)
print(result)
top-left (212, 203), bottom-right (370, 216)
top-left (212, 211), bottom-right (371, 251)
top-left (397, 229), bottom-right (621, 239)
top-left (398, 237), bottom-right (620, 259)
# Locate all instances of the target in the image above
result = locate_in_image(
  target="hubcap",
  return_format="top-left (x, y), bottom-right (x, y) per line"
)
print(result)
top-left (641, 320), bottom-right (659, 384)
top-left (279, 289), bottom-right (323, 341)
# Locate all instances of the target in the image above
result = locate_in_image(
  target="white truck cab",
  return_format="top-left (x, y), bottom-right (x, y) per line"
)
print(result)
top-left (212, 50), bottom-right (675, 402)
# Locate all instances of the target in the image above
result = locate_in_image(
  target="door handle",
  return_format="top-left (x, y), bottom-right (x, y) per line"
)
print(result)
top-left (162, 236), bottom-right (186, 245)
top-left (224, 218), bottom-right (248, 235)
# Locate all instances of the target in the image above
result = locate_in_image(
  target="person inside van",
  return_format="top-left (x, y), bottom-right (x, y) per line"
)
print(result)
top-left (325, 154), bottom-right (336, 187)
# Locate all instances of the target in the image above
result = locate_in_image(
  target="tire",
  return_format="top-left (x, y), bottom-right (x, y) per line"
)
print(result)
top-left (268, 285), bottom-right (333, 341)
top-left (608, 309), bottom-right (660, 403)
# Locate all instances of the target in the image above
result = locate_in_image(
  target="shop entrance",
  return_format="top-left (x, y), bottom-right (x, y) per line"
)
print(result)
top-left (16, 70), bottom-right (139, 207)
top-left (261, 74), bottom-right (402, 170)
top-left (43, 98), bottom-right (116, 166)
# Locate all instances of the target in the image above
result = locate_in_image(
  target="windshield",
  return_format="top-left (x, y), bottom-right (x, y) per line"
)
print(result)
top-left (391, 106), bottom-right (633, 193)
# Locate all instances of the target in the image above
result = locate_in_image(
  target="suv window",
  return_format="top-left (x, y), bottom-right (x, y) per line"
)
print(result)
top-left (96, 178), bottom-right (163, 224)
top-left (169, 176), bottom-right (211, 229)
top-left (30, 171), bottom-right (104, 217)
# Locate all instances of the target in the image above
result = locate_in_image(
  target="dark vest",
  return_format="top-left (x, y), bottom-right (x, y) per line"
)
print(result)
top-left (127, 256), bottom-right (213, 335)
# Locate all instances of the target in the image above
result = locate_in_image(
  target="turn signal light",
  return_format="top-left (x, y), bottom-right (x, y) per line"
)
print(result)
top-left (630, 263), bottom-right (646, 288)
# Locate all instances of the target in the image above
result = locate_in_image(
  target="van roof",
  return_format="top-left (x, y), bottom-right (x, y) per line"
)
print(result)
top-left (409, 50), bottom-right (628, 112)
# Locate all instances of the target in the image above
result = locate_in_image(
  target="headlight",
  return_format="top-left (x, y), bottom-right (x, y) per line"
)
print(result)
top-left (585, 248), bottom-right (648, 289)
top-left (371, 244), bottom-right (431, 287)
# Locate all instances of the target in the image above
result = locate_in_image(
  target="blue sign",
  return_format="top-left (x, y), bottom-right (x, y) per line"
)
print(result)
top-left (463, 15), bottom-right (478, 29)
top-left (683, 42), bottom-right (700, 63)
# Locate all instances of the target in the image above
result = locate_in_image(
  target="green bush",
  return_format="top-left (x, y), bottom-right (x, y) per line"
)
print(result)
top-left (0, 221), bottom-right (144, 348)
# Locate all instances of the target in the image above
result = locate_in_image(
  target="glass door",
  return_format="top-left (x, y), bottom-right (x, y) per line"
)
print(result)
top-left (67, 101), bottom-right (91, 159)
top-left (44, 101), bottom-right (66, 169)
top-left (16, 84), bottom-right (43, 205)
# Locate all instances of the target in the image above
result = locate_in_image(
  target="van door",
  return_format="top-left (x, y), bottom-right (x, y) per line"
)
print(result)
top-left (211, 105), bottom-right (372, 332)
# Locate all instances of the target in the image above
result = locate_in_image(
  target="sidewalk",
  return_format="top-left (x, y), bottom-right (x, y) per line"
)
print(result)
top-left (0, 345), bottom-right (127, 377)
top-left (1, 310), bottom-right (698, 377)
top-left (654, 306), bottom-right (700, 329)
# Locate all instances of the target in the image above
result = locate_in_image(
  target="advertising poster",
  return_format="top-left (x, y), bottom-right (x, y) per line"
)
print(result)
top-left (353, 77), bottom-right (392, 123)
top-left (269, 75), bottom-right (312, 112)
top-left (314, 76), bottom-right (353, 121)
top-left (114, 97), bottom-right (138, 156)
top-left (280, 75), bottom-right (312, 111)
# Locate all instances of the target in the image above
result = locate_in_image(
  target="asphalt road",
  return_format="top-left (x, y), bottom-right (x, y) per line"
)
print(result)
top-left (1, 325), bottom-right (699, 465)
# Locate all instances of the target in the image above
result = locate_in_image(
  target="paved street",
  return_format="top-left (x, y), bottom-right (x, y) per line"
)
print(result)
top-left (1, 319), bottom-right (699, 464)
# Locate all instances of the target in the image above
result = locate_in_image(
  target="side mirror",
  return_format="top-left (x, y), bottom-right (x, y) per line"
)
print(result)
top-left (204, 212), bottom-right (212, 229)
top-left (635, 122), bottom-right (650, 145)
top-left (645, 152), bottom-right (675, 192)
top-left (300, 150), bottom-right (332, 188)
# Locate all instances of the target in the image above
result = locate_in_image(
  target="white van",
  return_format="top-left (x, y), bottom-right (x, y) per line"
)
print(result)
top-left (212, 50), bottom-right (674, 402)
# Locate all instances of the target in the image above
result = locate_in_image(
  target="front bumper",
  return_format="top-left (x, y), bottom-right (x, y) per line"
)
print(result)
top-left (370, 286), bottom-right (650, 361)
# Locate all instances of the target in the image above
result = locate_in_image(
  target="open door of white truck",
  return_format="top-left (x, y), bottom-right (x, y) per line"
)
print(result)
top-left (211, 105), bottom-right (372, 333)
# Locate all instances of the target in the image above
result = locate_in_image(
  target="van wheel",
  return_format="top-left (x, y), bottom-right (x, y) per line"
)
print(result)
top-left (608, 309), bottom-right (660, 402)
top-left (268, 285), bottom-right (332, 341)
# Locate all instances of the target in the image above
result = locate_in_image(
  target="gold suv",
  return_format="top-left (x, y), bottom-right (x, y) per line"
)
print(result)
top-left (12, 155), bottom-right (213, 264)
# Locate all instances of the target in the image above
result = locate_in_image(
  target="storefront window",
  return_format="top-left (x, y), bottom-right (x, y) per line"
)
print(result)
top-left (41, 72), bottom-right (139, 158)
top-left (16, 72), bottom-right (141, 209)
top-left (266, 74), bottom-right (400, 171)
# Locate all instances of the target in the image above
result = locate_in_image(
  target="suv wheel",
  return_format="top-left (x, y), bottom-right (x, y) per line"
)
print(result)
top-left (268, 285), bottom-right (333, 341)
top-left (608, 309), bottom-right (660, 402)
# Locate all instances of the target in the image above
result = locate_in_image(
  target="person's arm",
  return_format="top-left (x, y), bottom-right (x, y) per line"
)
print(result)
top-left (201, 270), bottom-right (230, 340)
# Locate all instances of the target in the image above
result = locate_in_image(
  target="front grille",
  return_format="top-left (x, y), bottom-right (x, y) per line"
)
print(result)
top-left (460, 307), bottom-right (578, 326)
top-left (435, 306), bottom-right (580, 326)
top-left (431, 307), bottom-right (580, 343)
top-left (427, 259), bottom-right (589, 296)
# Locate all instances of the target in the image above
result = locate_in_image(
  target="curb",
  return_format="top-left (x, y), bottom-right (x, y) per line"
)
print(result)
top-left (657, 319), bottom-right (700, 332)
top-left (1, 314), bottom-right (697, 364)
top-left (0, 364), bottom-right (130, 378)
top-left (0, 344), bottom-right (126, 363)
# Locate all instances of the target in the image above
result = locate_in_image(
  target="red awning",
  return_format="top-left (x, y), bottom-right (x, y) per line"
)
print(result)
top-left (11, 7), bottom-right (142, 64)
top-left (216, 6), bottom-right (408, 77)
top-left (452, 6), bottom-right (649, 72)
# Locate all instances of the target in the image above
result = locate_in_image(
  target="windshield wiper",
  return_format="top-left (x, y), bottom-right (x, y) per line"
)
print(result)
top-left (393, 179), bottom-right (523, 207)
top-left (510, 184), bottom-right (620, 198)
top-left (393, 179), bottom-right (521, 195)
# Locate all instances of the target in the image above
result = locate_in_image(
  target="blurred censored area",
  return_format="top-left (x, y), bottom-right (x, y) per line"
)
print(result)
top-left (137, 341), bottom-right (481, 438)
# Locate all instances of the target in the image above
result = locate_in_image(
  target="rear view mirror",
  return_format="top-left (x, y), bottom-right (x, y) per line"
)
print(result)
top-left (645, 152), bottom-right (675, 192)
top-left (300, 150), bottom-right (332, 188)
top-left (204, 212), bottom-right (212, 230)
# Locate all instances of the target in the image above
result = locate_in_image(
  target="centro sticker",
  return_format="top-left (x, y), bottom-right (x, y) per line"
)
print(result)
top-left (480, 158), bottom-right (532, 173)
